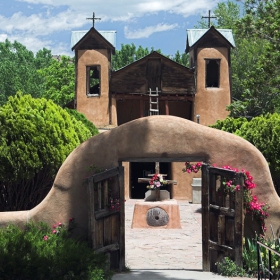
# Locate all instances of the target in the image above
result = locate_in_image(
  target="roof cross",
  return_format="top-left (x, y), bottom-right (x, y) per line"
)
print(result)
top-left (202, 10), bottom-right (217, 28)
top-left (86, 12), bottom-right (101, 27)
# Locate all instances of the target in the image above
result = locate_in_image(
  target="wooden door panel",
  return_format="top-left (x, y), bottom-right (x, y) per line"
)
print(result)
top-left (88, 166), bottom-right (124, 271)
top-left (202, 164), bottom-right (244, 272)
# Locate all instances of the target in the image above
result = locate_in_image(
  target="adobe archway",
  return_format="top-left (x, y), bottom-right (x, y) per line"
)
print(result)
top-left (0, 115), bottom-right (279, 238)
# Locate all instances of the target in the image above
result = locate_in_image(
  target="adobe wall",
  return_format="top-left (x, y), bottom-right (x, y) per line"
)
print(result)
top-left (194, 47), bottom-right (231, 126)
top-left (76, 49), bottom-right (112, 127)
top-left (0, 116), bottom-right (279, 238)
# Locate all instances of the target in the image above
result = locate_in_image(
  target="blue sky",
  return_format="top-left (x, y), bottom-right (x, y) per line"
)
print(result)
top-left (0, 0), bottom-right (235, 57)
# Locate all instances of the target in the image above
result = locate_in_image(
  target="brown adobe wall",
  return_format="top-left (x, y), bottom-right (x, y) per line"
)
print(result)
top-left (0, 115), bottom-right (279, 238)
top-left (194, 47), bottom-right (231, 126)
top-left (171, 162), bottom-right (202, 200)
top-left (76, 49), bottom-right (111, 127)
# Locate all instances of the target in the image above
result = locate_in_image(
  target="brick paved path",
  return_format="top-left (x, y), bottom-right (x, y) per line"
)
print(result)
top-left (125, 199), bottom-right (203, 270)
top-left (124, 199), bottom-right (257, 280)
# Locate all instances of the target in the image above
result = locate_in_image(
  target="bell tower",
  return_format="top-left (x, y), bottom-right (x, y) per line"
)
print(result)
top-left (186, 27), bottom-right (235, 126)
top-left (71, 18), bottom-right (116, 127)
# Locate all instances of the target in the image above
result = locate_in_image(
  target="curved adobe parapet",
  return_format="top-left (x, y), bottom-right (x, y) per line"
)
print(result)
top-left (0, 116), bottom-right (279, 236)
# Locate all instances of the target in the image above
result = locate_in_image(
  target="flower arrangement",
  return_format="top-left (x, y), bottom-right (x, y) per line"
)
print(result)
top-left (183, 162), bottom-right (270, 232)
top-left (147, 174), bottom-right (166, 189)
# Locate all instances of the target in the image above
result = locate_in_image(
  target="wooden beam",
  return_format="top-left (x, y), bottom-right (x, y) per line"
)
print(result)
top-left (91, 167), bottom-right (120, 183)
top-left (95, 243), bottom-right (119, 254)
top-left (95, 209), bottom-right (119, 220)
top-left (209, 240), bottom-right (234, 252)
top-left (119, 156), bottom-right (207, 163)
top-left (209, 204), bottom-right (235, 217)
top-left (112, 93), bottom-right (193, 101)
top-left (165, 100), bottom-right (169, 115)
top-left (138, 178), bottom-right (177, 185)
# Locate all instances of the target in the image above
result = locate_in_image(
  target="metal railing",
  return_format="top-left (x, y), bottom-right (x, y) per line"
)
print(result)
top-left (257, 240), bottom-right (280, 280)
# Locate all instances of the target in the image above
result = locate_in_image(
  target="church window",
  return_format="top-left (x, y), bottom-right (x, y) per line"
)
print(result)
top-left (86, 65), bottom-right (101, 96)
top-left (205, 59), bottom-right (220, 88)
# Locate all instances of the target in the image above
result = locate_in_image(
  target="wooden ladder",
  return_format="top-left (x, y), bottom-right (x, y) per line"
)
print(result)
top-left (149, 87), bottom-right (160, 116)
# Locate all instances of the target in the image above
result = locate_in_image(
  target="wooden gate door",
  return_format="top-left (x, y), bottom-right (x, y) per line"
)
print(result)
top-left (87, 166), bottom-right (125, 271)
top-left (201, 164), bottom-right (244, 272)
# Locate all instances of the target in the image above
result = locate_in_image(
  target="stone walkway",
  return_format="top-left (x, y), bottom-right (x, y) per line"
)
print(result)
top-left (123, 199), bottom-right (257, 280)
top-left (125, 199), bottom-right (202, 270)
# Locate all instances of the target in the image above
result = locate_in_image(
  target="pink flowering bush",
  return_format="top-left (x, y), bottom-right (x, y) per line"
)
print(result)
top-left (183, 162), bottom-right (269, 232)
top-left (182, 162), bottom-right (202, 174)
top-left (0, 220), bottom-right (111, 279)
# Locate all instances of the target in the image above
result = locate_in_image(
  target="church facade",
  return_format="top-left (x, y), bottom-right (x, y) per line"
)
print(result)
top-left (71, 26), bottom-right (235, 201)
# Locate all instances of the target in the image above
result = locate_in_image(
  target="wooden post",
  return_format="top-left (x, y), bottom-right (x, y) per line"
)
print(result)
top-left (140, 99), bottom-right (144, 118)
top-left (118, 166), bottom-right (125, 271)
top-left (165, 100), bottom-right (169, 115)
top-left (202, 163), bottom-right (210, 271)
top-left (87, 177), bottom-right (96, 248)
top-left (155, 162), bottom-right (160, 201)
top-left (234, 173), bottom-right (244, 268)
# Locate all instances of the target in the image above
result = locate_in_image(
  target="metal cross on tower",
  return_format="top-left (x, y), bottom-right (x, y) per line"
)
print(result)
top-left (202, 10), bottom-right (217, 28)
top-left (86, 12), bottom-right (101, 27)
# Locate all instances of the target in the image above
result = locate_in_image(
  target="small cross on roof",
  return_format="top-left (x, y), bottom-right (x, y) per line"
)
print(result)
top-left (202, 10), bottom-right (217, 28)
top-left (86, 12), bottom-right (101, 27)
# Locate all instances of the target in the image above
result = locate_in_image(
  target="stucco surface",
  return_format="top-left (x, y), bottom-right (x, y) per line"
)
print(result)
top-left (76, 49), bottom-right (111, 127)
top-left (0, 115), bottom-right (279, 237)
top-left (195, 47), bottom-right (231, 125)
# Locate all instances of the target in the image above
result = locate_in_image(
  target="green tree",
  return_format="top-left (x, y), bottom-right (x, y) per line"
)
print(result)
top-left (0, 93), bottom-right (97, 211)
top-left (0, 40), bottom-right (52, 105)
top-left (34, 47), bottom-right (53, 70)
top-left (38, 55), bottom-right (75, 106)
top-left (112, 43), bottom-right (162, 70)
top-left (211, 114), bottom-right (280, 193)
top-left (196, 0), bottom-right (240, 29)
top-left (228, 0), bottom-right (280, 118)
top-left (173, 50), bottom-right (189, 67)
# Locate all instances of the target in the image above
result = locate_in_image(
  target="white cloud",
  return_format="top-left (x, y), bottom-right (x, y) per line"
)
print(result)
top-left (16, 0), bottom-right (219, 21)
top-left (124, 23), bottom-right (178, 39)
top-left (0, 32), bottom-right (72, 56)
top-left (1, 0), bottom-right (219, 54)
top-left (0, 34), bottom-right (8, 41)
top-left (0, 10), bottom-right (86, 36)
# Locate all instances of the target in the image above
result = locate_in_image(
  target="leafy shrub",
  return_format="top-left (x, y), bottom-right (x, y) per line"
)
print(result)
top-left (0, 93), bottom-right (94, 211)
top-left (243, 237), bottom-right (258, 276)
top-left (243, 235), bottom-right (280, 277)
top-left (216, 256), bottom-right (248, 277)
top-left (65, 108), bottom-right (99, 136)
top-left (211, 114), bottom-right (280, 191)
top-left (0, 221), bottom-right (111, 280)
top-left (210, 116), bottom-right (248, 135)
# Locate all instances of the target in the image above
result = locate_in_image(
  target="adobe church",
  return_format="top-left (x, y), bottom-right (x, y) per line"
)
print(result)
top-left (71, 23), bottom-right (235, 202)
